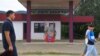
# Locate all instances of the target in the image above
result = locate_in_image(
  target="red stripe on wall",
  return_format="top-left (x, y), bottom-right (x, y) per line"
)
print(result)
top-left (0, 14), bottom-right (94, 23)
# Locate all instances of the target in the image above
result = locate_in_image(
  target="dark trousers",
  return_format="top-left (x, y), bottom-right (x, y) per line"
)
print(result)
top-left (12, 45), bottom-right (18, 56)
top-left (4, 44), bottom-right (18, 56)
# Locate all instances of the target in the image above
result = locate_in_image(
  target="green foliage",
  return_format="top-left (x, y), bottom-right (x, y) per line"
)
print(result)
top-left (75, 0), bottom-right (100, 38)
top-left (75, 0), bottom-right (100, 16)
top-left (73, 23), bottom-right (87, 39)
top-left (61, 24), bottom-right (69, 39)
top-left (61, 23), bottom-right (87, 39)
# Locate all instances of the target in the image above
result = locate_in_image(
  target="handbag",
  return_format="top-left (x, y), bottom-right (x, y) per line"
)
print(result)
top-left (0, 50), bottom-right (13, 56)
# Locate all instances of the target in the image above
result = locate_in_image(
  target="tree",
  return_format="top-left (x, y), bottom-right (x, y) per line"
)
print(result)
top-left (75, 0), bottom-right (100, 37)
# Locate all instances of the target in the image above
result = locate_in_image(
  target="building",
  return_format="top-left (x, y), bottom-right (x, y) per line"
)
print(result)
top-left (0, 0), bottom-right (94, 42)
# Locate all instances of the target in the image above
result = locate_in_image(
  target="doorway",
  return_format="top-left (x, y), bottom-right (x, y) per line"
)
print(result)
top-left (23, 23), bottom-right (27, 40)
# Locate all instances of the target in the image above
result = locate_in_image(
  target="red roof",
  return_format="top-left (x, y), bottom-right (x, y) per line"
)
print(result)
top-left (0, 14), bottom-right (94, 23)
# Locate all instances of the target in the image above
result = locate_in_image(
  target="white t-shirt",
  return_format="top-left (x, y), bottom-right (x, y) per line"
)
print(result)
top-left (85, 29), bottom-right (90, 44)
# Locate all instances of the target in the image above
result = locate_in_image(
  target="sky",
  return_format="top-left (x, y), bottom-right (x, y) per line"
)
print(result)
top-left (0, 0), bottom-right (26, 12)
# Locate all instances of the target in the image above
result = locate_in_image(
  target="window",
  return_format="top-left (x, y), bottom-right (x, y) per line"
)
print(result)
top-left (34, 23), bottom-right (45, 33)
top-left (49, 23), bottom-right (55, 29)
top-left (0, 23), bottom-right (2, 33)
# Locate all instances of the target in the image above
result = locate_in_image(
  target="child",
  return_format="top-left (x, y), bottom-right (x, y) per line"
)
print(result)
top-left (85, 24), bottom-right (98, 56)
top-left (81, 25), bottom-right (90, 56)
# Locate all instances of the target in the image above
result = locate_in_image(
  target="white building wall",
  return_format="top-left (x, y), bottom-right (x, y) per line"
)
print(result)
top-left (13, 21), bottom-right (23, 40)
top-left (0, 33), bottom-right (2, 40)
top-left (0, 21), bottom-right (61, 40)
top-left (0, 21), bottom-right (3, 40)
top-left (55, 21), bottom-right (61, 40)
top-left (31, 21), bottom-right (61, 40)
top-left (0, 21), bottom-right (23, 40)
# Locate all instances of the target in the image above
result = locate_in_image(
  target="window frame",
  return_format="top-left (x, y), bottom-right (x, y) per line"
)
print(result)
top-left (34, 23), bottom-right (45, 33)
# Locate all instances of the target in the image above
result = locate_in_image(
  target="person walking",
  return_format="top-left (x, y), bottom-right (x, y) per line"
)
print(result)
top-left (2, 10), bottom-right (18, 56)
top-left (85, 24), bottom-right (98, 56)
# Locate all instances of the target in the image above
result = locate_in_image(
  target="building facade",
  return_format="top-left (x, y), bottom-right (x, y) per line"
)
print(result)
top-left (0, 0), bottom-right (94, 42)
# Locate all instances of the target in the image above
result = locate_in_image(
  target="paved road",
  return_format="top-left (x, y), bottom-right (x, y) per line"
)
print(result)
top-left (0, 40), bottom-right (100, 56)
